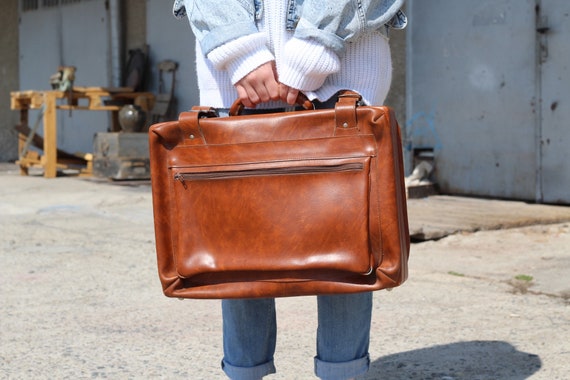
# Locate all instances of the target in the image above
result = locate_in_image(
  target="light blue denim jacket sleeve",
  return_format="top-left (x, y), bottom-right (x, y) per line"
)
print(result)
top-left (292, 0), bottom-right (406, 53)
top-left (174, 0), bottom-right (260, 55)
top-left (173, 0), bottom-right (406, 55)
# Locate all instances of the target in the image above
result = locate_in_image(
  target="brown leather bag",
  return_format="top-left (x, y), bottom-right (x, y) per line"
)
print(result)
top-left (149, 92), bottom-right (410, 299)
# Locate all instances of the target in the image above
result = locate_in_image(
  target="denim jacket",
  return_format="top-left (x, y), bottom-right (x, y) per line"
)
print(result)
top-left (173, 0), bottom-right (406, 55)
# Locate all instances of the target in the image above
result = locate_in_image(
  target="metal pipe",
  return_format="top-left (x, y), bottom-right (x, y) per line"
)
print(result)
top-left (109, 0), bottom-right (123, 87)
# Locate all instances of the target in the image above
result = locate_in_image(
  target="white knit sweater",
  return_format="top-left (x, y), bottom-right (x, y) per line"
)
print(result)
top-left (195, 0), bottom-right (393, 108)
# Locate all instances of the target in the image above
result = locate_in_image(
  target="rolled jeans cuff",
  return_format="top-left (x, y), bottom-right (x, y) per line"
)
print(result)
top-left (314, 353), bottom-right (370, 380)
top-left (221, 358), bottom-right (276, 380)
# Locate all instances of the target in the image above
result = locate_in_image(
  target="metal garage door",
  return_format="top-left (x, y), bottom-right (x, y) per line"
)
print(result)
top-left (407, 0), bottom-right (570, 204)
top-left (539, 0), bottom-right (570, 203)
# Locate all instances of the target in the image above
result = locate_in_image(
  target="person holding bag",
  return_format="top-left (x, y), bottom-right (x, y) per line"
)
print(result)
top-left (172, 1), bottom-right (406, 379)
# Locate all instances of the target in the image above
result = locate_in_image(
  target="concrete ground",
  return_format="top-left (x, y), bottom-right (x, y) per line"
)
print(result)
top-left (1, 164), bottom-right (569, 379)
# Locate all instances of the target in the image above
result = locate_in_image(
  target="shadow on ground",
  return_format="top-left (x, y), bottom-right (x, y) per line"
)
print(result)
top-left (366, 340), bottom-right (541, 380)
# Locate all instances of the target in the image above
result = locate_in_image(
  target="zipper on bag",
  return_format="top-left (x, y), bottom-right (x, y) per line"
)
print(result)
top-left (174, 162), bottom-right (364, 188)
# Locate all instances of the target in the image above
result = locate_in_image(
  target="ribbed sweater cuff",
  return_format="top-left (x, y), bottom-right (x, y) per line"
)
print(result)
top-left (278, 38), bottom-right (340, 91)
top-left (207, 33), bottom-right (275, 84)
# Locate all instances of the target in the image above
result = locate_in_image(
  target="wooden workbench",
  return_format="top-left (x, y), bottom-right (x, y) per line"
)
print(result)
top-left (10, 87), bottom-right (154, 178)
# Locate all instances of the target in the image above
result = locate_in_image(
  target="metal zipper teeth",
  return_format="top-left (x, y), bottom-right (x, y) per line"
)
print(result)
top-left (174, 163), bottom-right (364, 186)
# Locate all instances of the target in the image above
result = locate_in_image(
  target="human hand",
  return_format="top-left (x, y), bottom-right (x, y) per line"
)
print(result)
top-left (235, 62), bottom-right (280, 108)
top-left (235, 61), bottom-right (301, 107)
top-left (279, 84), bottom-right (300, 106)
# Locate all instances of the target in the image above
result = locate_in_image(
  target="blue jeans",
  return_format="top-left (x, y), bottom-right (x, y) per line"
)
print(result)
top-left (221, 292), bottom-right (373, 380)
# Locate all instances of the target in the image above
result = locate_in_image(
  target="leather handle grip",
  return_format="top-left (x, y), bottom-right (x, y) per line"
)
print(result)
top-left (229, 93), bottom-right (315, 116)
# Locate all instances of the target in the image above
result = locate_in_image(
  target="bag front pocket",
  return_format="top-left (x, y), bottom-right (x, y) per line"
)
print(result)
top-left (170, 157), bottom-right (373, 280)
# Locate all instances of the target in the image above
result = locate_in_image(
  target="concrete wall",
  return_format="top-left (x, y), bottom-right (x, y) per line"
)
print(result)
top-left (0, 1), bottom-right (20, 161)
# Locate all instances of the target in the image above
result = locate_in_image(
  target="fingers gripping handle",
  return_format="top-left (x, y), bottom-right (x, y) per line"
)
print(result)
top-left (228, 93), bottom-right (314, 116)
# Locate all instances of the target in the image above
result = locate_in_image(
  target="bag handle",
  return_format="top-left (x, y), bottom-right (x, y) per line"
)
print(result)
top-left (228, 93), bottom-right (315, 116)
top-left (334, 91), bottom-right (361, 135)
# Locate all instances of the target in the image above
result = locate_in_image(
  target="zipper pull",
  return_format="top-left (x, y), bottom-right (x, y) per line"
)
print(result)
top-left (174, 173), bottom-right (187, 189)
